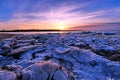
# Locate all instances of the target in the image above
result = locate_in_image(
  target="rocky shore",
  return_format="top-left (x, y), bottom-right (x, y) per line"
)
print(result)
top-left (0, 31), bottom-right (120, 80)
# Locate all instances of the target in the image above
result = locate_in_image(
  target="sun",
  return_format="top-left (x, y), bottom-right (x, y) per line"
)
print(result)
top-left (58, 25), bottom-right (65, 30)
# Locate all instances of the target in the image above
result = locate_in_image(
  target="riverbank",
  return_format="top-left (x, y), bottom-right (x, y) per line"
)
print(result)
top-left (0, 34), bottom-right (16, 40)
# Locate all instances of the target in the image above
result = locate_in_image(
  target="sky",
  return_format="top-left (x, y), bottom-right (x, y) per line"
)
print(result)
top-left (0, 0), bottom-right (120, 30)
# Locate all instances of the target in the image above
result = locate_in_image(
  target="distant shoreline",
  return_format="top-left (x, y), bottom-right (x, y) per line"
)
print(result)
top-left (0, 30), bottom-right (82, 32)
top-left (0, 30), bottom-right (120, 32)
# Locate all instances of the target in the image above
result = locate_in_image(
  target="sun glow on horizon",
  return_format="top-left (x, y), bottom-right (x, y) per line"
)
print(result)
top-left (58, 25), bottom-right (65, 30)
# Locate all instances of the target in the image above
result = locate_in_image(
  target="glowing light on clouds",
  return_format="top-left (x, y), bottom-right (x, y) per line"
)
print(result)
top-left (0, 0), bottom-right (120, 30)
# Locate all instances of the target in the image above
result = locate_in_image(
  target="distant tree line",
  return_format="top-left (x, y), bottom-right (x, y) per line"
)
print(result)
top-left (0, 29), bottom-right (79, 32)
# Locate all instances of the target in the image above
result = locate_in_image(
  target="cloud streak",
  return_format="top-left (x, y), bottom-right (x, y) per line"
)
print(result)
top-left (0, 0), bottom-right (120, 30)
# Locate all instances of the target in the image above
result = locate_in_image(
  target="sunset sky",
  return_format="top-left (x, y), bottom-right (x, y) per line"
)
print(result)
top-left (0, 0), bottom-right (120, 30)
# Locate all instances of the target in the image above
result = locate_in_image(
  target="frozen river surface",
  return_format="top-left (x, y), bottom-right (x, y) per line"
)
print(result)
top-left (0, 31), bottom-right (120, 80)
